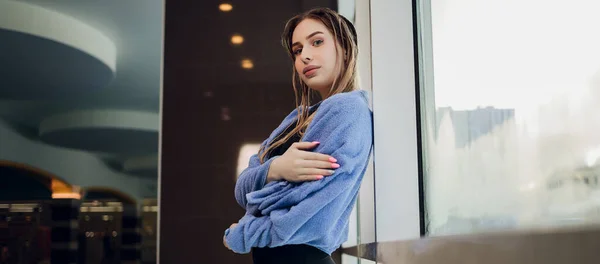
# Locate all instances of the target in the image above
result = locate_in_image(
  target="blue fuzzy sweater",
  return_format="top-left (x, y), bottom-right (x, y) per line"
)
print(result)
top-left (225, 90), bottom-right (373, 255)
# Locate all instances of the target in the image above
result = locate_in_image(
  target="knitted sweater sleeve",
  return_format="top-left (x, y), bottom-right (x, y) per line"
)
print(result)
top-left (225, 93), bottom-right (372, 254)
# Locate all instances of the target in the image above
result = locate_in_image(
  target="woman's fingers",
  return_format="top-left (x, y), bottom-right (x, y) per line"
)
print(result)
top-left (300, 175), bottom-right (325, 181)
top-left (297, 160), bottom-right (339, 169)
top-left (292, 142), bottom-right (338, 162)
top-left (298, 150), bottom-right (337, 163)
top-left (297, 168), bottom-right (335, 176)
top-left (288, 142), bottom-right (339, 182)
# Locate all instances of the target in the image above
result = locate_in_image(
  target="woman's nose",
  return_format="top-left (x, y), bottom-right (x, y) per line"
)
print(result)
top-left (301, 50), bottom-right (312, 63)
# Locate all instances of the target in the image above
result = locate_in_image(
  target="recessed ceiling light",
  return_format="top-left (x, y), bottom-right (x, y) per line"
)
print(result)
top-left (219, 3), bottom-right (233, 12)
top-left (241, 59), bottom-right (254, 69)
top-left (231, 34), bottom-right (244, 45)
top-left (221, 107), bottom-right (231, 121)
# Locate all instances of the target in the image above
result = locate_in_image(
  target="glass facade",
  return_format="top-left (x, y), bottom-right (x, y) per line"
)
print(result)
top-left (343, 0), bottom-right (600, 262)
top-left (417, 0), bottom-right (600, 235)
top-left (0, 1), bottom-right (162, 263)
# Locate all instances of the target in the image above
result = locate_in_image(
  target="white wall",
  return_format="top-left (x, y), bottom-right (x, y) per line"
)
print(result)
top-left (371, 0), bottom-right (422, 241)
top-left (0, 119), bottom-right (156, 201)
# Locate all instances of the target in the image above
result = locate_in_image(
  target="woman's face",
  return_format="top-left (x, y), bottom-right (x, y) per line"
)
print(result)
top-left (291, 18), bottom-right (341, 98)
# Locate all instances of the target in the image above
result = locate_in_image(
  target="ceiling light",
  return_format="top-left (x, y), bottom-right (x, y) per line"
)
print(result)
top-left (219, 3), bottom-right (233, 12)
top-left (221, 107), bottom-right (231, 121)
top-left (231, 34), bottom-right (244, 45)
top-left (52, 192), bottom-right (82, 199)
top-left (241, 59), bottom-right (254, 70)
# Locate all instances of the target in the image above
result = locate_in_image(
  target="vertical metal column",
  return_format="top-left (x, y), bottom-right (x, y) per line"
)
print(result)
top-left (121, 204), bottom-right (141, 264)
top-left (50, 199), bottom-right (80, 264)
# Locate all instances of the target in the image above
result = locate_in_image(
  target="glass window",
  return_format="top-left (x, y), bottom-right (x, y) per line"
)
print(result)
top-left (0, 1), bottom-right (162, 263)
top-left (417, 0), bottom-right (600, 236)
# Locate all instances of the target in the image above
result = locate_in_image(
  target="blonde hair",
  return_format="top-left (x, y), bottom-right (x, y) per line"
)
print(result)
top-left (259, 7), bottom-right (359, 163)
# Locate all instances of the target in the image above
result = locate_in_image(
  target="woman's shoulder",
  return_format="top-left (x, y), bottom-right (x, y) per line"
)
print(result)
top-left (320, 90), bottom-right (371, 113)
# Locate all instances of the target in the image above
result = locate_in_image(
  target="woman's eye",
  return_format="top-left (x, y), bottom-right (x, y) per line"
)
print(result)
top-left (293, 49), bottom-right (302, 56)
top-left (313, 39), bottom-right (323, 46)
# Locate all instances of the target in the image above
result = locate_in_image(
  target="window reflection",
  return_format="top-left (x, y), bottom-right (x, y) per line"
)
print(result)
top-left (0, 1), bottom-right (161, 263)
top-left (237, 144), bottom-right (261, 179)
top-left (419, 0), bottom-right (600, 235)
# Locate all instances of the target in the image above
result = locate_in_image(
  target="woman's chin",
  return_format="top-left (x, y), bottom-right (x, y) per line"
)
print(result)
top-left (304, 79), bottom-right (331, 95)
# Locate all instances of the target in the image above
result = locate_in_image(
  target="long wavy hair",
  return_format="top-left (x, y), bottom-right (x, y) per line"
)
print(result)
top-left (259, 7), bottom-right (359, 163)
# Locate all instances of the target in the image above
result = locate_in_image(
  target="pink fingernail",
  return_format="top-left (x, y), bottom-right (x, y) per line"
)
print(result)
top-left (317, 175), bottom-right (324, 180)
top-left (329, 157), bottom-right (337, 163)
top-left (331, 163), bottom-right (340, 168)
top-left (313, 141), bottom-right (320, 144)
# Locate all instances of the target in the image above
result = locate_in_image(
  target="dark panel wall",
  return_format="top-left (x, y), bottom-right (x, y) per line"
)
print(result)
top-left (0, 166), bottom-right (52, 201)
top-left (160, 1), bottom-right (337, 263)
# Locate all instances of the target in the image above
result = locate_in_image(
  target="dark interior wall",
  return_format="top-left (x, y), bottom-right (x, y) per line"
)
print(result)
top-left (159, 83), bottom-right (293, 264)
top-left (160, 1), bottom-right (337, 263)
top-left (0, 166), bottom-right (52, 201)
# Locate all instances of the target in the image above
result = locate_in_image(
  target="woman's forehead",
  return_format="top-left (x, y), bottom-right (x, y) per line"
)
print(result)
top-left (292, 19), bottom-right (330, 42)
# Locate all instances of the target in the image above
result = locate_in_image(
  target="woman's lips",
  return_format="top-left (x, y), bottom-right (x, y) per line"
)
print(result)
top-left (303, 65), bottom-right (320, 76)
top-left (304, 68), bottom-right (318, 76)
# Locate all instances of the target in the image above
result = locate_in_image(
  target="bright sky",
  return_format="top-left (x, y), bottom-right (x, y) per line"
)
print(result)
top-left (430, 0), bottom-right (600, 116)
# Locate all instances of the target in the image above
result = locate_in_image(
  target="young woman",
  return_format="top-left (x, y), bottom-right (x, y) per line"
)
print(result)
top-left (224, 7), bottom-right (373, 264)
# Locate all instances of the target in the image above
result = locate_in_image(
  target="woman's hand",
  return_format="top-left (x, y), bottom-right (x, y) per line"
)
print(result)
top-left (224, 223), bottom-right (238, 250)
top-left (267, 141), bottom-right (340, 183)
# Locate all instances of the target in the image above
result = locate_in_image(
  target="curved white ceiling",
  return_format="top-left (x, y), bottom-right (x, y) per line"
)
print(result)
top-left (0, 1), bottom-right (163, 179)
top-left (0, 0), bottom-right (116, 99)
top-left (38, 110), bottom-right (159, 155)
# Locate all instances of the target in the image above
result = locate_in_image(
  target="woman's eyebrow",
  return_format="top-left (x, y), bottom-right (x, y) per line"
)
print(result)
top-left (292, 31), bottom-right (324, 47)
